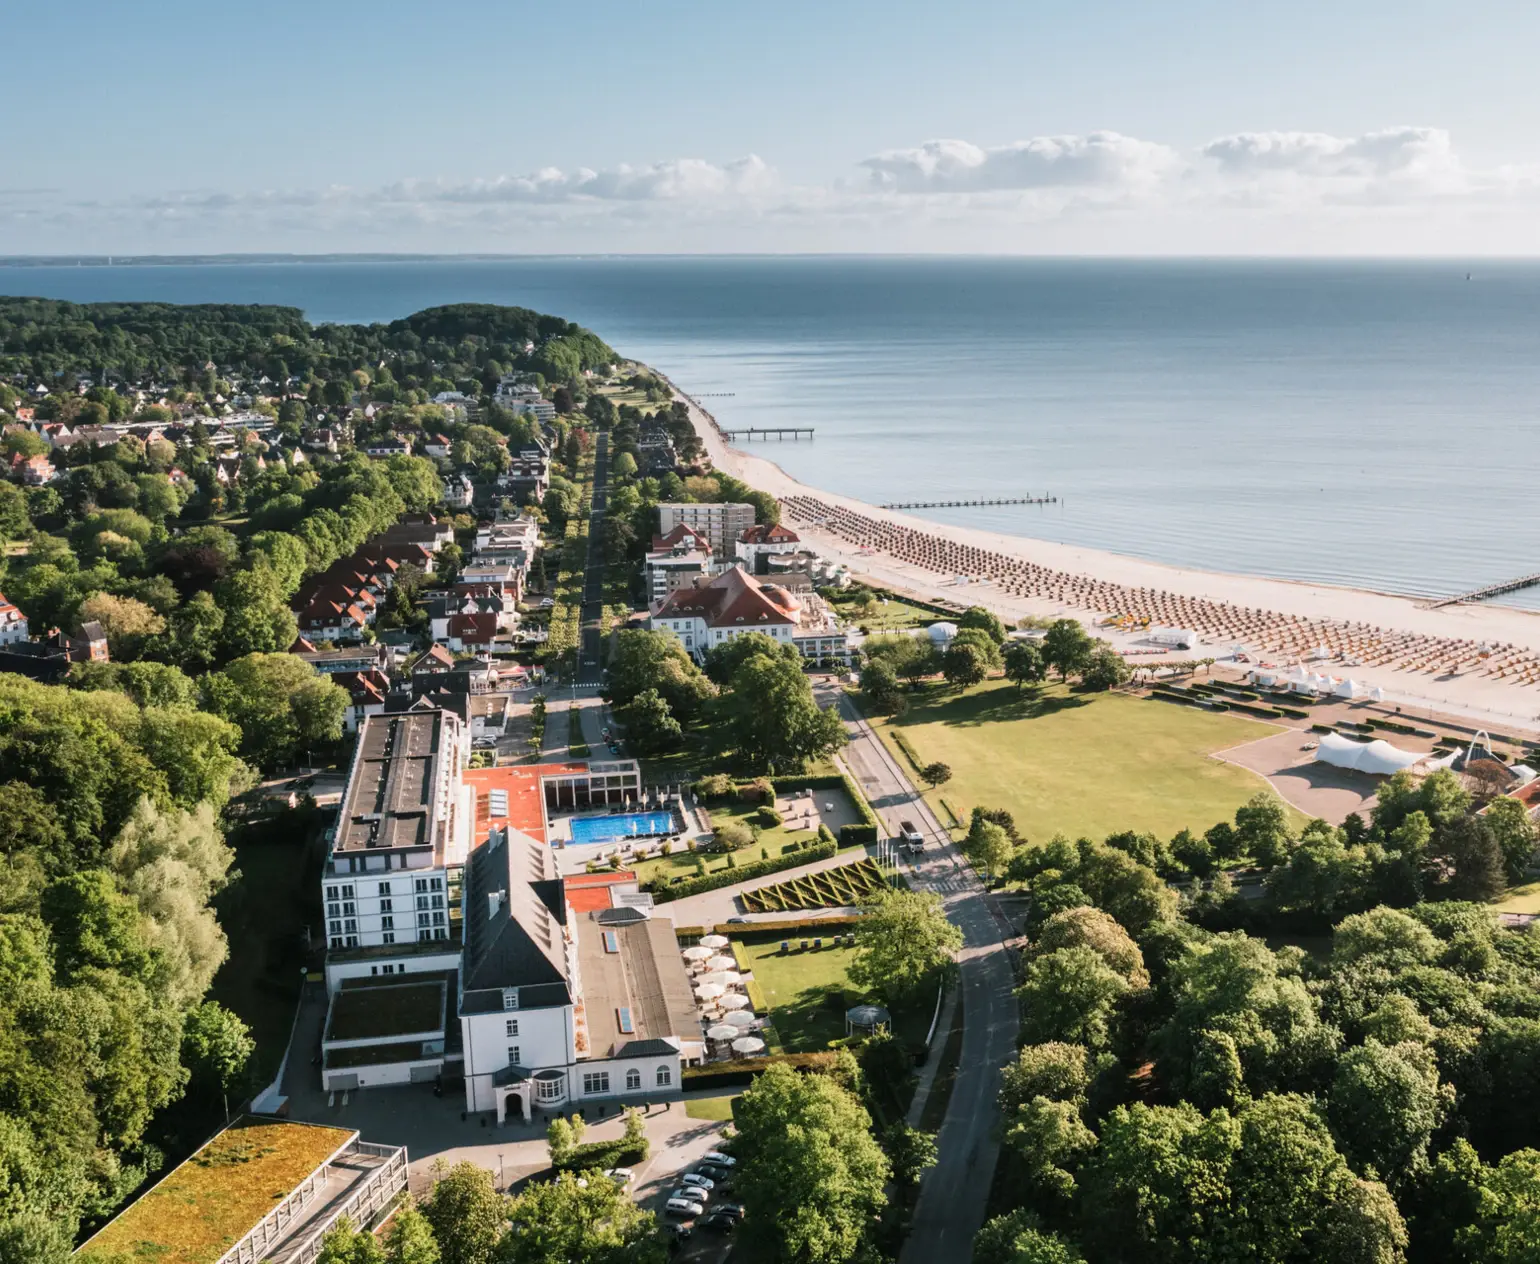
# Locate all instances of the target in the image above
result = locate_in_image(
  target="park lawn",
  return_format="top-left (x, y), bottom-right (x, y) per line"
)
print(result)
top-left (827, 589), bottom-right (937, 633)
top-left (684, 1094), bottom-right (739, 1121)
top-left (873, 680), bottom-right (1299, 844)
top-left (736, 936), bottom-right (930, 1053)
top-left (1491, 880), bottom-right (1540, 915)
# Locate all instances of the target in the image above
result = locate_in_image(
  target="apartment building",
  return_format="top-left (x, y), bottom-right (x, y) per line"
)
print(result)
top-left (656, 502), bottom-right (756, 559)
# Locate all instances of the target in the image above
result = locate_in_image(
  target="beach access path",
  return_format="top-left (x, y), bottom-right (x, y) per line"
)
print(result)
top-left (820, 682), bottom-right (1019, 1263)
top-left (668, 382), bottom-right (1540, 730)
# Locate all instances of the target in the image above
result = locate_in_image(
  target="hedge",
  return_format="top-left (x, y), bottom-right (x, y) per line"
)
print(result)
top-left (682, 1051), bottom-right (839, 1091)
top-left (722, 915), bottom-right (864, 937)
top-left (744, 976), bottom-right (770, 1014)
top-left (648, 840), bottom-right (839, 903)
top-left (553, 1137), bottom-right (648, 1174)
top-left (841, 824), bottom-right (878, 846)
top-left (1311, 724), bottom-right (1334, 734)
top-left (1276, 707), bottom-right (1310, 720)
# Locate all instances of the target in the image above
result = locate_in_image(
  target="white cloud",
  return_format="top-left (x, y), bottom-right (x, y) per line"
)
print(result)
top-left (860, 132), bottom-right (1183, 193)
top-left (380, 155), bottom-right (775, 204)
top-left (1200, 127), bottom-right (1456, 180)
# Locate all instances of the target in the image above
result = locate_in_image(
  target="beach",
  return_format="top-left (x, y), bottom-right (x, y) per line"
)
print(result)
top-left (671, 384), bottom-right (1540, 733)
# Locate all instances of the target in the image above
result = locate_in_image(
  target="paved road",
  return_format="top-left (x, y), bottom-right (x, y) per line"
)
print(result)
top-left (577, 434), bottom-right (610, 688)
top-left (825, 687), bottom-right (1019, 1263)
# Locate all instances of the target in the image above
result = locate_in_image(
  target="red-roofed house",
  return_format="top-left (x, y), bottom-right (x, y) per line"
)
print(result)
top-left (650, 565), bottom-right (854, 664)
top-left (0, 592), bottom-right (28, 645)
top-left (735, 522), bottom-right (801, 571)
top-left (445, 612), bottom-right (500, 653)
top-left (333, 668), bottom-right (392, 733)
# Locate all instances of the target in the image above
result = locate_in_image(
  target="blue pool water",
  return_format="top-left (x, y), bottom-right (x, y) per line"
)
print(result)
top-left (568, 811), bottom-right (677, 845)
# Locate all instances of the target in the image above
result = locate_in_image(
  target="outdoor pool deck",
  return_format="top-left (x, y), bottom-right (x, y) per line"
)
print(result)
top-left (567, 809), bottom-right (682, 845)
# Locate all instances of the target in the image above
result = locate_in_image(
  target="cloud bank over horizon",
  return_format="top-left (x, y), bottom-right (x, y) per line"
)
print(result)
top-left (6, 125), bottom-right (1540, 256)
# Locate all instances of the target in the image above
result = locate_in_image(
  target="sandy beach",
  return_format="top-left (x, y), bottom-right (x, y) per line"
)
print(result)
top-left (668, 383), bottom-right (1540, 733)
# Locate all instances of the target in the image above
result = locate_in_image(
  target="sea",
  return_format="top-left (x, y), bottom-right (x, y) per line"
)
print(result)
top-left (3, 255), bottom-right (1539, 609)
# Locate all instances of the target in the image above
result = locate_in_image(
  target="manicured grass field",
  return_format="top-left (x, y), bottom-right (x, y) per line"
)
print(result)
top-left (737, 936), bottom-right (930, 1052)
top-left (1491, 879), bottom-right (1540, 915)
top-left (684, 1094), bottom-right (740, 1121)
top-left (873, 680), bottom-right (1293, 843)
top-left (827, 590), bottom-right (938, 632)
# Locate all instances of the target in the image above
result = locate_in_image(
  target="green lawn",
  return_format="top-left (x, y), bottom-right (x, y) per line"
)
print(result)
top-left (873, 680), bottom-right (1294, 844)
top-left (629, 795), bottom-right (840, 887)
top-left (827, 589), bottom-right (937, 632)
top-left (736, 936), bottom-right (930, 1053)
top-left (1491, 880), bottom-right (1540, 915)
top-left (684, 1094), bottom-right (740, 1121)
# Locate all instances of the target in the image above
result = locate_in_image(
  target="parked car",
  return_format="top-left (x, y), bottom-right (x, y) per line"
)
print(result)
top-left (698, 1212), bottom-right (739, 1233)
top-left (696, 1163), bottom-right (733, 1186)
top-left (665, 1197), bottom-right (704, 1219)
top-left (680, 1172), bottom-right (715, 1191)
top-left (713, 1202), bottom-right (746, 1217)
top-left (664, 1223), bottom-right (692, 1242)
top-left (702, 1150), bottom-right (737, 1167)
top-left (672, 1186), bottom-right (710, 1205)
top-left (602, 1167), bottom-right (633, 1187)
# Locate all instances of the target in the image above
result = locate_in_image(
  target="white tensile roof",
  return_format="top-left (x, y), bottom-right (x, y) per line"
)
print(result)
top-left (1314, 732), bottom-right (1424, 776)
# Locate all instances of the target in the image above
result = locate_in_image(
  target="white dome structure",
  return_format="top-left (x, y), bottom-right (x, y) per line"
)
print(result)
top-left (928, 621), bottom-right (958, 644)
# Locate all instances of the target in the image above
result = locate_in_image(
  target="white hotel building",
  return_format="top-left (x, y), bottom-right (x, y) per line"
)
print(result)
top-left (319, 707), bottom-right (703, 1118)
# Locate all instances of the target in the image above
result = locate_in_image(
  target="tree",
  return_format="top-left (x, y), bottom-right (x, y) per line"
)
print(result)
top-left (213, 562), bottom-right (299, 658)
top-left (1034, 906), bottom-right (1149, 988)
top-left (848, 888), bottom-right (962, 1004)
top-left (1326, 1039), bottom-right (1445, 1187)
top-left (717, 649), bottom-right (846, 773)
top-left (999, 1043), bottom-right (1092, 1115)
top-left (1017, 947), bottom-right (1129, 1052)
top-left (500, 1171), bottom-right (658, 1264)
top-left (967, 818), bottom-right (1015, 880)
top-left (612, 450), bottom-right (638, 480)
top-left (606, 629), bottom-right (715, 722)
top-left (1003, 1097), bottom-right (1097, 1214)
top-left (881, 1121), bottom-right (938, 1188)
top-left (618, 689), bottom-right (682, 755)
top-left (76, 593), bottom-right (166, 659)
top-left (942, 640), bottom-right (989, 689)
top-left (422, 1161), bottom-right (508, 1264)
top-left (383, 1204), bottom-right (441, 1264)
top-left (1004, 641), bottom-right (1048, 690)
top-left (859, 657), bottom-right (905, 716)
top-left (975, 1211), bottom-right (1085, 1264)
top-left (919, 761), bottom-right (952, 788)
top-left (202, 653), bottom-right (347, 769)
top-left (1429, 814), bottom-right (1505, 902)
top-left (733, 1061), bottom-right (890, 1264)
top-left (317, 1216), bottom-right (385, 1264)
top-left (1485, 795), bottom-right (1538, 884)
top-left (704, 630), bottom-right (799, 687)
top-left (959, 605), bottom-right (1008, 644)
top-left (182, 1000), bottom-right (255, 1101)
top-left (1234, 792), bottom-right (1292, 868)
top-left (951, 626), bottom-right (1004, 670)
top-left (1042, 620), bottom-right (1093, 681)
top-left (1080, 644), bottom-right (1132, 691)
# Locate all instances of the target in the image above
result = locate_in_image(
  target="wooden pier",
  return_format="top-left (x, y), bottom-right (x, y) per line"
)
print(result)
top-left (1426, 571), bottom-right (1540, 608)
top-left (720, 427), bottom-right (815, 440)
top-left (879, 496), bottom-right (1058, 510)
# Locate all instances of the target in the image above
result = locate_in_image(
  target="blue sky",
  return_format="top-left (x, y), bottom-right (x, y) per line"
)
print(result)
top-left (6, 0), bottom-right (1540, 254)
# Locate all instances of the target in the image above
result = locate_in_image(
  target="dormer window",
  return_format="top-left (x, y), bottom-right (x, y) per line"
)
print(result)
top-left (502, 988), bottom-right (519, 1011)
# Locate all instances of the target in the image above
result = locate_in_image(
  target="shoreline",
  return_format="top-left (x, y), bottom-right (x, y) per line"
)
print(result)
top-left (662, 376), bottom-right (1540, 732)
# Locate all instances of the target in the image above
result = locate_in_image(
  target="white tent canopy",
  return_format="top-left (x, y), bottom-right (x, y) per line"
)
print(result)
top-left (705, 955), bottom-right (736, 971)
top-left (1333, 678), bottom-right (1368, 699)
top-left (682, 946), bottom-right (714, 961)
top-left (698, 934), bottom-right (730, 949)
top-left (694, 982), bottom-right (726, 1001)
top-left (1314, 732), bottom-right (1424, 776)
top-left (719, 993), bottom-right (751, 1011)
top-left (722, 1010), bottom-right (757, 1028)
top-left (731, 1036), bottom-right (766, 1055)
top-left (706, 1024), bottom-right (741, 1040)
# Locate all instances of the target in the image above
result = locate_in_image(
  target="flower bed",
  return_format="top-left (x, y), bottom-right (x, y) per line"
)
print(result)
top-left (739, 858), bottom-right (890, 913)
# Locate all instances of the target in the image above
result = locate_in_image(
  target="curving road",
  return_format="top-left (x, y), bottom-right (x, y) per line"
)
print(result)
top-left (822, 686), bottom-right (1019, 1263)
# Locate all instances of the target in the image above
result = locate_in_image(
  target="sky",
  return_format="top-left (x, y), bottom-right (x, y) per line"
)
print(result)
top-left (6, 0), bottom-right (1540, 255)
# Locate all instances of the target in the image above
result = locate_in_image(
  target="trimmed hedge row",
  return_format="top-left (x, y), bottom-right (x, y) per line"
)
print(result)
top-left (682, 1051), bottom-right (839, 1091)
top-left (554, 1137), bottom-right (648, 1174)
top-left (675, 914), bottom-right (865, 944)
top-left (648, 840), bottom-right (839, 903)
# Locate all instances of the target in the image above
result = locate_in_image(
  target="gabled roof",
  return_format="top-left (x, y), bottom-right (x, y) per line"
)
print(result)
top-left (652, 523), bottom-right (710, 551)
top-left (740, 523), bottom-right (800, 545)
top-left (463, 830), bottom-right (570, 994)
top-left (410, 645), bottom-right (456, 672)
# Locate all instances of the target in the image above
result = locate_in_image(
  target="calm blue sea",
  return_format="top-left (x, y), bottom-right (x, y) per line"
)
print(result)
top-left (2, 256), bottom-right (1537, 607)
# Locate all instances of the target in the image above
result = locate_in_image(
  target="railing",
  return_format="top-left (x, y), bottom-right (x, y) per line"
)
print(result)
top-left (278, 1146), bottom-right (409, 1264)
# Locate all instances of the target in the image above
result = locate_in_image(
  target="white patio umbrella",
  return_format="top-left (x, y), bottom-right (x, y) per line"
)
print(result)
top-left (701, 972), bottom-right (743, 988)
top-left (731, 1036), bottom-right (766, 1055)
top-left (694, 982), bottom-right (726, 1001)
top-left (706, 954), bottom-right (737, 971)
top-left (723, 1010), bottom-right (757, 1028)
top-left (682, 945), bottom-right (714, 961)
top-left (706, 1024), bottom-right (740, 1041)
top-left (699, 934), bottom-right (730, 949)
top-left (719, 993), bottom-right (750, 1011)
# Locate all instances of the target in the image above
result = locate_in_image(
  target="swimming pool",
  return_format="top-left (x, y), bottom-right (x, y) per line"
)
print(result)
top-left (568, 810), bottom-right (678, 845)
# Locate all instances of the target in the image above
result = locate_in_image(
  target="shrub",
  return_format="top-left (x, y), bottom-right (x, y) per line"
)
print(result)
top-left (841, 823), bottom-right (879, 846)
top-left (681, 1051), bottom-right (839, 1091)
top-left (716, 819), bottom-right (753, 851)
top-left (758, 805), bottom-right (784, 828)
top-left (693, 773), bottom-right (734, 800)
top-left (649, 840), bottom-right (839, 902)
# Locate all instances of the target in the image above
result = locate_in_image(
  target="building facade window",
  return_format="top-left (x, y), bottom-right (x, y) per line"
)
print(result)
top-left (507, 1046), bottom-right (520, 1066)
top-left (505, 1019), bottom-right (519, 1038)
top-left (502, 989), bottom-right (519, 1011)
top-left (625, 1068), bottom-right (641, 1091)
top-left (583, 1072), bottom-right (610, 1096)
top-left (656, 1066), bottom-right (672, 1087)
top-left (381, 915), bottom-right (394, 930)
top-left (329, 935), bottom-right (342, 949)
top-left (377, 881), bottom-right (392, 895)
top-left (380, 899), bottom-right (393, 913)
top-left (535, 1073), bottom-right (564, 1102)
top-left (382, 932), bottom-right (395, 945)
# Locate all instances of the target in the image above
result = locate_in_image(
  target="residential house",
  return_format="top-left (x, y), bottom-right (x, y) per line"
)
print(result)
top-left (366, 436), bottom-right (412, 458)
top-left (11, 452), bottom-right (55, 485)
top-left (333, 668), bottom-right (393, 733)
top-left (0, 592), bottom-right (27, 645)
top-left (735, 522), bottom-right (803, 573)
top-left (445, 472), bottom-right (475, 509)
top-left (423, 433), bottom-right (453, 459)
top-left (644, 524), bottom-right (717, 600)
top-left (497, 451), bottom-right (551, 503)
